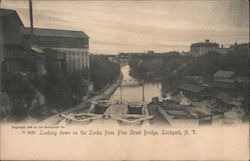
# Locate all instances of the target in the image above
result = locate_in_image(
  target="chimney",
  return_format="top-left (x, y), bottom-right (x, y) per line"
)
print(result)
top-left (29, 0), bottom-right (33, 36)
top-left (221, 44), bottom-right (224, 49)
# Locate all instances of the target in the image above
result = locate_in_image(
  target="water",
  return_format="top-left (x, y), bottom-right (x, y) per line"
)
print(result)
top-left (110, 65), bottom-right (162, 102)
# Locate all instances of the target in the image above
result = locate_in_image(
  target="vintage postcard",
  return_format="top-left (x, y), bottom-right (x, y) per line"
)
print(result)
top-left (0, 0), bottom-right (249, 160)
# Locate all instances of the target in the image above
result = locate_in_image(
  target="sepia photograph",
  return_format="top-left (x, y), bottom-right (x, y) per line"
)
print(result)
top-left (0, 0), bottom-right (249, 126)
top-left (0, 0), bottom-right (249, 160)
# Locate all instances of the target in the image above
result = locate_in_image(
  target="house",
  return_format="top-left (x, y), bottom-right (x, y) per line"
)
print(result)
top-left (20, 27), bottom-right (90, 73)
top-left (236, 76), bottom-right (249, 88)
top-left (214, 93), bottom-right (234, 105)
top-left (213, 92), bottom-right (241, 108)
top-left (173, 91), bottom-right (191, 106)
top-left (213, 70), bottom-right (237, 89)
top-left (183, 75), bottom-right (204, 85)
top-left (214, 70), bottom-right (236, 83)
top-left (177, 83), bottom-right (210, 99)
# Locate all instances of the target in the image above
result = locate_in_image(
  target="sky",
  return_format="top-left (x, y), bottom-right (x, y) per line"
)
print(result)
top-left (1, 0), bottom-right (249, 54)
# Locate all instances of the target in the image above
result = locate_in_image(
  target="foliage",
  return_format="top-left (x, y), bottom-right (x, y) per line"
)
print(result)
top-left (129, 51), bottom-right (182, 80)
top-left (2, 49), bottom-right (91, 118)
top-left (90, 55), bottom-right (120, 91)
top-left (128, 48), bottom-right (249, 98)
top-left (42, 66), bottom-right (73, 110)
top-left (179, 51), bottom-right (249, 78)
top-left (65, 71), bottom-right (89, 104)
top-left (3, 73), bottom-right (36, 120)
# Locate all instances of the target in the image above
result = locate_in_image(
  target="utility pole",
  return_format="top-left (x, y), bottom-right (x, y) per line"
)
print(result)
top-left (120, 84), bottom-right (122, 103)
top-left (0, 0), bottom-right (2, 92)
top-left (28, 0), bottom-right (34, 40)
top-left (142, 80), bottom-right (145, 102)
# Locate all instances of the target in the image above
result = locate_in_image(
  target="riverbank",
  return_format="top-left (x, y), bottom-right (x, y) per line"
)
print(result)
top-left (39, 72), bottom-right (123, 124)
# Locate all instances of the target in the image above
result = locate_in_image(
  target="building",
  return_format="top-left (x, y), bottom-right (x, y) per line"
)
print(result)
top-left (213, 70), bottom-right (236, 85)
top-left (105, 55), bottom-right (119, 64)
top-left (0, 9), bottom-right (25, 72)
top-left (0, 9), bottom-right (25, 91)
top-left (20, 27), bottom-right (89, 72)
top-left (182, 75), bottom-right (204, 85)
top-left (190, 39), bottom-right (219, 57)
top-left (236, 76), bottom-right (249, 88)
top-left (213, 70), bottom-right (237, 89)
top-left (30, 47), bottom-right (51, 75)
top-left (214, 92), bottom-right (235, 106)
top-left (118, 51), bottom-right (157, 58)
top-left (172, 91), bottom-right (191, 106)
top-left (228, 42), bottom-right (249, 52)
top-left (43, 48), bottom-right (66, 71)
top-left (177, 83), bottom-right (210, 99)
top-left (214, 70), bottom-right (236, 83)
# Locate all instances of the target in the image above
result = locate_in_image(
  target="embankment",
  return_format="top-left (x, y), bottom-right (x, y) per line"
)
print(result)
top-left (40, 72), bottom-right (123, 124)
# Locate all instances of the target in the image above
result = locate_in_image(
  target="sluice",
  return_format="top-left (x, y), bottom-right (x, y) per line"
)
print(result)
top-left (58, 100), bottom-right (154, 125)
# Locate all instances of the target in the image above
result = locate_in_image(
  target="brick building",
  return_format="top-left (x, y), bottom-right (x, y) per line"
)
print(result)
top-left (0, 9), bottom-right (25, 73)
top-left (0, 9), bottom-right (26, 91)
top-left (20, 27), bottom-right (89, 72)
top-left (190, 39), bottom-right (219, 57)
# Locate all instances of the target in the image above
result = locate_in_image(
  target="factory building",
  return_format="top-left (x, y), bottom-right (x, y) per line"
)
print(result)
top-left (190, 39), bottom-right (219, 57)
top-left (0, 9), bottom-right (25, 74)
top-left (20, 27), bottom-right (89, 72)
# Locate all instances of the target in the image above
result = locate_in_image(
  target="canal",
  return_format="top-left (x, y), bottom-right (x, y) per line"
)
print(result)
top-left (109, 65), bottom-right (167, 125)
top-left (109, 65), bottom-right (162, 103)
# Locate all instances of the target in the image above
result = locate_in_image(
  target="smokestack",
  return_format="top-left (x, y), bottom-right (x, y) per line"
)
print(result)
top-left (29, 0), bottom-right (33, 36)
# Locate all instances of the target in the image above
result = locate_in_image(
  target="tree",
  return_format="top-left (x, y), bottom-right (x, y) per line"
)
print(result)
top-left (90, 55), bottom-right (120, 91)
top-left (4, 73), bottom-right (36, 120)
top-left (65, 71), bottom-right (89, 103)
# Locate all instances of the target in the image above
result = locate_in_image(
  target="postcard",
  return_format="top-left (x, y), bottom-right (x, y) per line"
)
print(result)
top-left (0, 0), bottom-right (249, 160)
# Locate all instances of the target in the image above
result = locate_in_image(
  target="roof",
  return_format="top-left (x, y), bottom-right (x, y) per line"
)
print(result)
top-left (214, 78), bottom-right (235, 83)
top-left (236, 76), bottom-right (249, 83)
top-left (183, 75), bottom-right (203, 79)
top-left (175, 93), bottom-right (186, 101)
top-left (214, 70), bottom-right (235, 78)
top-left (178, 83), bottom-right (205, 93)
top-left (20, 27), bottom-right (89, 39)
top-left (31, 47), bottom-right (45, 54)
top-left (0, 8), bottom-right (24, 26)
top-left (214, 93), bottom-right (233, 105)
top-left (191, 42), bottom-right (219, 48)
top-left (0, 8), bottom-right (15, 17)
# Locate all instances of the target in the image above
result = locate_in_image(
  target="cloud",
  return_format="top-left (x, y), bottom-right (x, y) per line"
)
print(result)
top-left (2, 0), bottom-right (249, 54)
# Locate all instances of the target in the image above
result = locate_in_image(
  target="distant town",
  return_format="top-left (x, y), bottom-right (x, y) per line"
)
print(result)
top-left (0, 4), bottom-right (249, 126)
